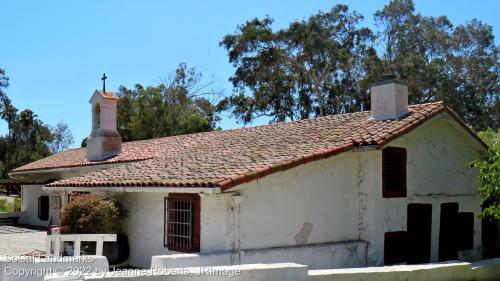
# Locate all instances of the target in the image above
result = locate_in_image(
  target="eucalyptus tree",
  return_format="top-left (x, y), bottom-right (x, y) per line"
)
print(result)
top-left (220, 5), bottom-right (374, 124)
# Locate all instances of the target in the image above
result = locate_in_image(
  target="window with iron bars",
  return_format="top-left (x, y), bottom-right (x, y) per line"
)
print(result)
top-left (164, 194), bottom-right (200, 252)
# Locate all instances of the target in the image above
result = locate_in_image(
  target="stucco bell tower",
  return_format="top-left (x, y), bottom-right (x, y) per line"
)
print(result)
top-left (86, 89), bottom-right (122, 161)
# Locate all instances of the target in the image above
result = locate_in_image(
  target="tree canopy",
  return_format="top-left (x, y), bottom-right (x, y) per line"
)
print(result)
top-left (220, 5), bottom-right (374, 123)
top-left (114, 63), bottom-right (222, 142)
top-left (374, 0), bottom-right (499, 130)
top-left (0, 67), bottom-right (73, 182)
top-left (220, 0), bottom-right (499, 130)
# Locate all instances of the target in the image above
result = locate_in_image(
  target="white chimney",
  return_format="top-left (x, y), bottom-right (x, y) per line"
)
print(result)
top-left (369, 76), bottom-right (409, 121)
top-left (86, 90), bottom-right (122, 161)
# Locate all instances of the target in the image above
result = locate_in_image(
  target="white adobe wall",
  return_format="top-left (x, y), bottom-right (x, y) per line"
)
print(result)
top-left (119, 152), bottom-right (364, 269)
top-left (117, 192), bottom-right (234, 269)
top-left (21, 185), bottom-right (60, 227)
top-left (232, 151), bottom-right (361, 251)
top-left (358, 116), bottom-right (483, 266)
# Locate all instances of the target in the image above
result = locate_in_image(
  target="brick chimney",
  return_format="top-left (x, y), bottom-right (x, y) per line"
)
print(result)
top-left (369, 75), bottom-right (409, 120)
top-left (86, 90), bottom-right (122, 161)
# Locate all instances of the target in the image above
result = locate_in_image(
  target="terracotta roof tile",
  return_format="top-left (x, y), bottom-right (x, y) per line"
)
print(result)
top-left (13, 102), bottom-right (484, 190)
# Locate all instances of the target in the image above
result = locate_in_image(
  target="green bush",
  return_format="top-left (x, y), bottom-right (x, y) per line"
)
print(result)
top-left (0, 198), bottom-right (19, 212)
top-left (0, 199), bottom-right (9, 212)
top-left (470, 129), bottom-right (500, 219)
top-left (13, 198), bottom-right (21, 212)
top-left (59, 194), bottom-right (127, 234)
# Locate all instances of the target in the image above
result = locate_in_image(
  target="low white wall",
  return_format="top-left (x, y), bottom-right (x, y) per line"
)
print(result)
top-left (152, 253), bottom-right (235, 269)
top-left (0, 211), bottom-right (25, 224)
top-left (43, 258), bottom-right (500, 281)
top-left (471, 258), bottom-right (500, 281)
top-left (309, 261), bottom-right (474, 281)
top-left (241, 241), bottom-right (366, 269)
top-left (45, 263), bottom-right (308, 281)
top-left (0, 255), bottom-right (108, 281)
top-left (152, 241), bottom-right (366, 270)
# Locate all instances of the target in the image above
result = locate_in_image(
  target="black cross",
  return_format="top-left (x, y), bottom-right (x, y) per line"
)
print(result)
top-left (101, 73), bottom-right (107, 92)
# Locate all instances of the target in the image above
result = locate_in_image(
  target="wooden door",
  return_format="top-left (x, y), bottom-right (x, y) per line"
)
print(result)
top-left (407, 203), bottom-right (432, 264)
top-left (439, 202), bottom-right (459, 261)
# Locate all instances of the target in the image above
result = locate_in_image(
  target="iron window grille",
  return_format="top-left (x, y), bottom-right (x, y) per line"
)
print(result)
top-left (164, 194), bottom-right (200, 252)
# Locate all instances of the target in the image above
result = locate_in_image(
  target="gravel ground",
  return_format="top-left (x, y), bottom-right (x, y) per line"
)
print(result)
top-left (0, 225), bottom-right (46, 256)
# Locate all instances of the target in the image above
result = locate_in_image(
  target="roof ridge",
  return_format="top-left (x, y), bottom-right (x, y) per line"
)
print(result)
top-left (121, 101), bottom-right (446, 145)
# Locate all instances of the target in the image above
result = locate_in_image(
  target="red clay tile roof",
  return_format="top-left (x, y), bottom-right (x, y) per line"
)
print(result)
top-left (12, 144), bottom-right (154, 172)
top-left (0, 179), bottom-right (54, 185)
top-left (13, 102), bottom-right (485, 190)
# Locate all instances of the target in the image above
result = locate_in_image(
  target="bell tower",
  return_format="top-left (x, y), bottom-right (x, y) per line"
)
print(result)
top-left (86, 74), bottom-right (122, 161)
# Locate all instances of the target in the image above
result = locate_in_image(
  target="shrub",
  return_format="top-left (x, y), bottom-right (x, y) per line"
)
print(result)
top-left (470, 129), bottom-right (499, 219)
top-left (59, 194), bottom-right (127, 234)
top-left (0, 199), bottom-right (10, 212)
top-left (13, 198), bottom-right (21, 212)
top-left (0, 198), bottom-right (19, 212)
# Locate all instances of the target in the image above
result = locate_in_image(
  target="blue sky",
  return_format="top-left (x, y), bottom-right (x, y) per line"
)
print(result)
top-left (1, 0), bottom-right (499, 147)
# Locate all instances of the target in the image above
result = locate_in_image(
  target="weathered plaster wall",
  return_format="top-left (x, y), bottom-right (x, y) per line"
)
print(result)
top-left (117, 192), bottom-right (169, 268)
top-left (358, 115), bottom-right (483, 266)
top-left (232, 151), bottom-right (361, 251)
top-left (20, 185), bottom-right (60, 227)
top-left (117, 192), bottom-right (233, 268)
top-left (117, 151), bottom-right (365, 269)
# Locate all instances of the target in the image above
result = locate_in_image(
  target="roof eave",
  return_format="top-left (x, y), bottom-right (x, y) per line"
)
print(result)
top-left (42, 185), bottom-right (221, 194)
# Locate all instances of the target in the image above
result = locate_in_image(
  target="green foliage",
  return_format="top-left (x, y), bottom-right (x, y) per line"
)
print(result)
top-left (59, 194), bottom-right (128, 234)
top-left (470, 129), bottom-right (500, 219)
top-left (0, 67), bottom-right (74, 183)
top-left (220, 5), bottom-right (374, 123)
top-left (0, 199), bottom-right (10, 212)
top-left (374, 0), bottom-right (499, 130)
top-left (221, 0), bottom-right (499, 130)
top-left (115, 63), bottom-right (222, 142)
top-left (13, 198), bottom-right (20, 211)
top-left (0, 198), bottom-right (20, 212)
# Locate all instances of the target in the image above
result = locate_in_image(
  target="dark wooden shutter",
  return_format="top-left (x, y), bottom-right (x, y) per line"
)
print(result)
top-left (384, 231), bottom-right (408, 265)
top-left (457, 212), bottom-right (474, 251)
top-left (382, 147), bottom-right (407, 198)
top-left (38, 196), bottom-right (49, 221)
top-left (439, 202), bottom-right (459, 261)
top-left (439, 203), bottom-right (475, 260)
top-left (407, 203), bottom-right (432, 264)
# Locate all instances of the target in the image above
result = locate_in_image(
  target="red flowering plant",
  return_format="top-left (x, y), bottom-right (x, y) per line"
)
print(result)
top-left (59, 194), bottom-right (127, 234)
